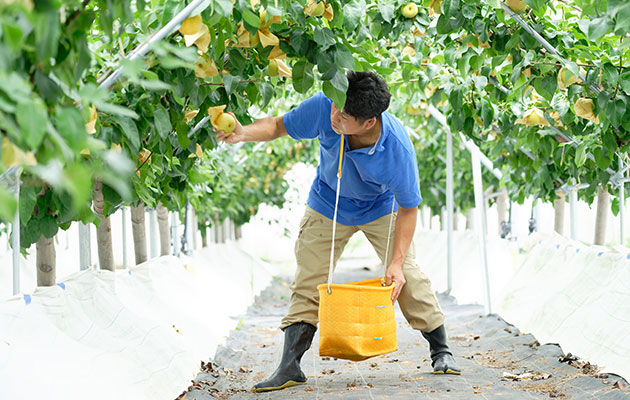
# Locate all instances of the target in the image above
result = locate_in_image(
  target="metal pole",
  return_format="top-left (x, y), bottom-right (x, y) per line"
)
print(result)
top-left (471, 148), bottom-right (492, 315)
top-left (122, 207), bottom-right (128, 268)
top-left (149, 208), bottom-right (158, 258)
top-left (78, 222), bottom-right (91, 270)
top-left (98, 0), bottom-right (208, 90)
top-left (12, 168), bottom-right (22, 296)
top-left (446, 127), bottom-right (454, 294)
top-left (171, 211), bottom-right (180, 257)
top-left (569, 182), bottom-right (577, 240)
top-left (620, 157), bottom-right (625, 246)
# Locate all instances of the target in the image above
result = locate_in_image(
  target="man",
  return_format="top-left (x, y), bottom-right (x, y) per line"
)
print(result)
top-left (215, 71), bottom-right (460, 392)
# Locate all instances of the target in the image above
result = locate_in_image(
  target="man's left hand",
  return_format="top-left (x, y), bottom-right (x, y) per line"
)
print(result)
top-left (385, 262), bottom-right (406, 304)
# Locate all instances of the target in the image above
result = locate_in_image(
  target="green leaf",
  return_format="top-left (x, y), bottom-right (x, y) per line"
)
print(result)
top-left (94, 101), bottom-right (139, 119)
top-left (154, 106), bottom-right (172, 139)
top-left (241, 7), bottom-right (260, 29)
top-left (214, 0), bottom-right (233, 17)
top-left (292, 60), bottom-right (315, 94)
top-left (19, 186), bottom-right (37, 225)
top-left (0, 186), bottom-right (17, 222)
top-left (575, 143), bottom-right (587, 167)
top-left (377, 3), bottom-right (395, 22)
top-left (314, 27), bottom-right (336, 50)
top-left (223, 74), bottom-right (240, 95)
top-left (35, 71), bottom-right (63, 103)
top-left (176, 121), bottom-right (191, 148)
top-left (343, 0), bottom-right (366, 31)
top-left (442, 0), bottom-right (460, 18)
top-left (113, 116), bottom-right (140, 153)
top-left (35, 11), bottom-right (60, 66)
top-left (323, 81), bottom-right (346, 111)
top-left (330, 69), bottom-right (349, 93)
top-left (593, 147), bottom-right (611, 170)
top-left (462, 4), bottom-right (477, 18)
top-left (2, 21), bottom-right (25, 54)
top-left (16, 100), bottom-right (48, 150)
top-left (334, 44), bottom-right (355, 70)
top-left (259, 82), bottom-right (273, 109)
top-left (54, 107), bottom-right (87, 151)
top-left (587, 16), bottom-right (613, 41)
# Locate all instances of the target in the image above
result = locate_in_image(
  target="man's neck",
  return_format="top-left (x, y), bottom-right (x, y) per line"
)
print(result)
top-left (348, 118), bottom-right (382, 150)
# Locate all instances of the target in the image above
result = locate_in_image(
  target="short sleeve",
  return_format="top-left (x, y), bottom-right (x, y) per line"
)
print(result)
top-left (282, 92), bottom-right (329, 140)
top-left (388, 151), bottom-right (422, 209)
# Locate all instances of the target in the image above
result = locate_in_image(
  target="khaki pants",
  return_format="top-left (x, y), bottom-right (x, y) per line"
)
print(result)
top-left (280, 206), bottom-right (444, 333)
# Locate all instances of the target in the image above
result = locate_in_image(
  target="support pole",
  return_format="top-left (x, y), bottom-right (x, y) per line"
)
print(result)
top-left (620, 157), bottom-right (625, 246)
top-left (12, 168), bottom-right (21, 296)
top-left (446, 127), bottom-right (454, 294)
top-left (569, 183), bottom-right (577, 240)
top-left (471, 148), bottom-right (492, 315)
top-left (171, 211), bottom-right (180, 257)
top-left (78, 223), bottom-right (91, 271)
top-left (122, 207), bottom-right (128, 269)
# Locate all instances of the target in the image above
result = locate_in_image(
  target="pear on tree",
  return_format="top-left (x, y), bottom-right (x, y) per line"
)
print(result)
top-left (401, 2), bottom-right (418, 19)
top-left (208, 105), bottom-right (236, 134)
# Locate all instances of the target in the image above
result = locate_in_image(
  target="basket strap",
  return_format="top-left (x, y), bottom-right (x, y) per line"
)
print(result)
top-left (327, 134), bottom-right (344, 294)
top-left (381, 197), bottom-right (396, 282)
top-left (326, 134), bottom-right (397, 293)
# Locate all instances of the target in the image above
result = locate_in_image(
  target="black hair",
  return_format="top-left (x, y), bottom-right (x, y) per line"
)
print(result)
top-left (344, 71), bottom-right (391, 121)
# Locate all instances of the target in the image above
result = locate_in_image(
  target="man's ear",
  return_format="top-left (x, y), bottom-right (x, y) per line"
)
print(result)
top-left (363, 117), bottom-right (378, 130)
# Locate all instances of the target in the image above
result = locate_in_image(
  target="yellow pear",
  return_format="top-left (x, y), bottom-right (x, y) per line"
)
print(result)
top-left (215, 113), bottom-right (236, 133)
top-left (574, 98), bottom-right (600, 124)
top-left (401, 2), bottom-right (418, 18)
top-left (515, 108), bottom-right (550, 127)
top-left (505, 0), bottom-right (527, 13)
top-left (194, 55), bottom-right (219, 78)
top-left (208, 105), bottom-right (236, 134)
top-left (179, 14), bottom-right (202, 35)
top-left (557, 67), bottom-right (582, 90)
top-left (305, 0), bottom-right (325, 17)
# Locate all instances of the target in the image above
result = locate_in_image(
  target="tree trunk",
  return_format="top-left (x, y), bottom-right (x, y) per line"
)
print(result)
top-left (36, 235), bottom-right (56, 286)
top-left (192, 209), bottom-right (198, 250)
top-left (594, 186), bottom-right (610, 245)
top-left (452, 209), bottom-right (458, 231)
top-left (130, 201), bottom-right (148, 265)
top-left (157, 202), bottom-right (170, 256)
top-left (235, 224), bottom-right (242, 240)
top-left (497, 188), bottom-right (508, 236)
top-left (93, 180), bottom-right (115, 270)
top-left (201, 231), bottom-right (208, 247)
top-left (554, 191), bottom-right (565, 235)
top-left (428, 209), bottom-right (433, 230)
top-left (466, 208), bottom-right (474, 230)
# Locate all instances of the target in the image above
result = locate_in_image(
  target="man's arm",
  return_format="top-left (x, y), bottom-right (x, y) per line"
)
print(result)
top-left (384, 205), bottom-right (418, 303)
top-left (215, 115), bottom-right (288, 144)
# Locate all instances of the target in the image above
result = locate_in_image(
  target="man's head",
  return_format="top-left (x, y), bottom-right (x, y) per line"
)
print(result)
top-left (330, 71), bottom-right (391, 136)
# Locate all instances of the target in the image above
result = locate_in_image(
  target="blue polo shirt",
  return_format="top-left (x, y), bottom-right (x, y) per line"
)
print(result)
top-left (282, 92), bottom-right (422, 226)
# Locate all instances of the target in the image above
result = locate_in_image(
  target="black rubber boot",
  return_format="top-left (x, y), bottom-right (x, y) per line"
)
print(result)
top-left (421, 324), bottom-right (461, 375)
top-left (252, 322), bottom-right (317, 392)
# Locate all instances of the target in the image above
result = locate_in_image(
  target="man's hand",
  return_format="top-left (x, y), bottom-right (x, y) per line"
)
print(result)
top-left (214, 112), bottom-right (245, 144)
top-left (385, 262), bottom-right (406, 304)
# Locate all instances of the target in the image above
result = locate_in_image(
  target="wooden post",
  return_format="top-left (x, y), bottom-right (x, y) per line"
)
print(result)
top-left (594, 185), bottom-right (610, 245)
top-left (36, 235), bottom-right (56, 286)
top-left (157, 202), bottom-right (170, 256)
top-left (93, 181), bottom-right (115, 271)
top-left (130, 202), bottom-right (147, 264)
top-left (554, 191), bottom-right (566, 235)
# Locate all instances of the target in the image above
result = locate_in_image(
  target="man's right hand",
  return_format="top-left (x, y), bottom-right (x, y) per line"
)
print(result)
top-left (214, 112), bottom-right (245, 144)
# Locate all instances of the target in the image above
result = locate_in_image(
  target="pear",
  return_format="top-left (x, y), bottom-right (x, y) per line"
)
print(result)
top-left (505, 0), bottom-right (527, 13)
top-left (515, 108), bottom-right (550, 127)
top-left (401, 2), bottom-right (418, 18)
top-left (208, 105), bottom-right (236, 134)
top-left (215, 113), bottom-right (236, 133)
top-left (179, 14), bottom-right (202, 35)
top-left (305, 0), bottom-right (325, 17)
top-left (574, 98), bottom-right (600, 124)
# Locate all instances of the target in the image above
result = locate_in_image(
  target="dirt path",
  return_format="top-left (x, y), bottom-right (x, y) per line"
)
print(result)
top-left (178, 268), bottom-right (629, 399)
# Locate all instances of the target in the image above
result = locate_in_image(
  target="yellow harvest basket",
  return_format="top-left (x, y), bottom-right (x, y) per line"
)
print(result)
top-left (317, 278), bottom-right (398, 361)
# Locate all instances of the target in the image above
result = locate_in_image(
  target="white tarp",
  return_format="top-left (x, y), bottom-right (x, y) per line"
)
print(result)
top-left (495, 232), bottom-right (630, 380)
top-left (0, 244), bottom-right (273, 400)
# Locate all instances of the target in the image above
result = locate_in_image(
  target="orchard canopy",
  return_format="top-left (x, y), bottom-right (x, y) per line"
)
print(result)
top-left (0, 0), bottom-right (629, 259)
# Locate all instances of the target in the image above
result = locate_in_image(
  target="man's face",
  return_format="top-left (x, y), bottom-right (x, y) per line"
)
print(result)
top-left (330, 103), bottom-right (373, 136)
